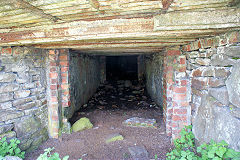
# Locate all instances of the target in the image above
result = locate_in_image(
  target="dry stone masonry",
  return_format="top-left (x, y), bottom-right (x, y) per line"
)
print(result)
top-left (182, 31), bottom-right (240, 151)
top-left (0, 47), bottom-right (48, 152)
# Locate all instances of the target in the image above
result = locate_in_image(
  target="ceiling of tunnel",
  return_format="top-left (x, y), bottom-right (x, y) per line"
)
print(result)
top-left (0, 0), bottom-right (240, 54)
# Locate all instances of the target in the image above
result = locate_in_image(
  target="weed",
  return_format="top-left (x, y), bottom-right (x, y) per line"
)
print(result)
top-left (0, 137), bottom-right (25, 159)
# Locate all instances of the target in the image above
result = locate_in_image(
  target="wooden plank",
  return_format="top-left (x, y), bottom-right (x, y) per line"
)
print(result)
top-left (9, 0), bottom-right (60, 22)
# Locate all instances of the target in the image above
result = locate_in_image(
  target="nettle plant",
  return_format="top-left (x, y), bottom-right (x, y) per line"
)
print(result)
top-left (0, 137), bottom-right (25, 159)
top-left (166, 125), bottom-right (240, 160)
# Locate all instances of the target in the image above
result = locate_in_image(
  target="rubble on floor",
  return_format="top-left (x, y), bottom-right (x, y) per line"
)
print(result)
top-left (128, 146), bottom-right (149, 160)
top-left (105, 133), bottom-right (124, 143)
top-left (78, 80), bottom-right (159, 112)
top-left (123, 117), bottom-right (157, 128)
top-left (72, 117), bottom-right (93, 132)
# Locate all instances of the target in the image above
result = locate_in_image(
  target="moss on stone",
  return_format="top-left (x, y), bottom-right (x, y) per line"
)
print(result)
top-left (72, 117), bottom-right (93, 132)
top-left (106, 134), bottom-right (124, 143)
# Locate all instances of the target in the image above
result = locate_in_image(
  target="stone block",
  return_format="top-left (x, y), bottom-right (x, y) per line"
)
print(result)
top-left (0, 93), bottom-right (14, 103)
top-left (0, 84), bottom-right (19, 94)
top-left (0, 73), bottom-right (16, 83)
top-left (186, 51), bottom-right (199, 59)
top-left (211, 53), bottom-right (236, 66)
top-left (13, 96), bottom-right (36, 106)
top-left (191, 77), bottom-right (208, 90)
top-left (128, 146), bottom-right (149, 160)
top-left (106, 133), bottom-right (124, 143)
top-left (16, 102), bottom-right (36, 110)
top-left (209, 87), bottom-right (229, 106)
top-left (208, 78), bottom-right (225, 88)
top-left (18, 135), bottom-right (33, 151)
top-left (193, 95), bottom-right (240, 151)
top-left (24, 107), bottom-right (39, 115)
top-left (16, 72), bottom-right (30, 84)
top-left (226, 63), bottom-right (240, 108)
top-left (14, 116), bottom-right (41, 137)
top-left (0, 102), bottom-right (13, 110)
top-left (11, 64), bottom-right (29, 73)
top-left (218, 46), bottom-right (240, 57)
top-left (195, 58), bottom-right (211, 66)
top-left (0, 110), bottom-right (24, 122)
top-left (14, 90), bottom-right (31, 99)
top-left (230, 107), bottom-right (240, 119)
top-left (0, 131), bottom-right (16, 139)
top-left (0, 124), bottom-right (14, 134)
top-left (199, 49), bottom-right (216, 58)
top-left (214, 68), bottom-right (230, 78)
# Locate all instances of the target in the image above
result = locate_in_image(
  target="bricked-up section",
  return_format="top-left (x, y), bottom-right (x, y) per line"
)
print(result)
top-left (162, 48), bottom-right (191, 139)
top-left (47, 49), bottom-right (70, 138)
top-left (0, 46), bottom-right (48, 152)
top-left (182, 31), bottom-right (240, 151)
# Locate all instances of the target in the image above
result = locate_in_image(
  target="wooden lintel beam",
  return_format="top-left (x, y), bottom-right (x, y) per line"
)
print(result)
top-left (10, 0), bottom-right (60, 22)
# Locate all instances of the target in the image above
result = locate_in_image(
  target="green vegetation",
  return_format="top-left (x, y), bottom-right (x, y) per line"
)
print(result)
top-left (37, 147), bottom-right (69, 160)
top-left (0, 137), bottom-right (25, 159)
top-left (166, 125), bottom-right (240, 160)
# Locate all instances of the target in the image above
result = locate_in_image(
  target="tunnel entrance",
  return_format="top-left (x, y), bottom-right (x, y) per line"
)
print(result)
top-left (65, 52), bottom-right (170, 159)
top-left (106, 56), bottom-right (138, 81)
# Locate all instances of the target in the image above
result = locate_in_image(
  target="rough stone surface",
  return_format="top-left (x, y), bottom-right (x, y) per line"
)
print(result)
top-left (211, 53), bottom-right (236, 66)
top-left (193, 95), bottom-right (240, 151)
top-left (0, 131), bottom-right (16, 139)
top-left (231, 107), bottom-right (240, 119)
top-left (219, 46), bottom-right (240, 57)
top-left (123, 117), bottom-right (157, 128)
top-left (226, 63), bottom-right (240, 108)
top-left (0, 93), bottom-right (14, 103)
top-left (14, 90), bottom-right (31, 99)
top-left (0, 84), bottom-right (19, 94)
top-left (0, 110), bottom-right (24, 122)
top-left (195, 58), bottom-right (211, 66)
top-left (128, 146), bottom-right (149, 160)
top-left (5, 156), bottom-right (23, 160)
top-left (105, 133), bottom-right (124, 143)
top-left (0, 73), bottom-right (16, 83)
top-left (209, 87), bottom-right (229, 106)
top-left (68, 53), bottom-right (101, 119)
top-left (14, 116), bottom-right (41, 137)
top-left (72, 117), bottom-right (93, 132)
top-left (16, 102), bottom-right (36, 110)
top-left (0, 124), bottom-right (14, 134)
top-left (185, 35), bottom-right (240, 152)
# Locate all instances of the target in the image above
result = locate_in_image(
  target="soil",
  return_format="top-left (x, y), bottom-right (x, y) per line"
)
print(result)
top-left (25, 80), bottom-right (172, 160)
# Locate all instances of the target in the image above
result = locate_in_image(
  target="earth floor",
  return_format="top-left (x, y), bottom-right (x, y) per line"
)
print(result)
top-left (25, 80), bottom-right (172, 160)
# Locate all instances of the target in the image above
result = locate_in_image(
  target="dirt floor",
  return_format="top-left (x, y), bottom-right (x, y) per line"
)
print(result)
top-left (25, 80), bottom-right (172, 160)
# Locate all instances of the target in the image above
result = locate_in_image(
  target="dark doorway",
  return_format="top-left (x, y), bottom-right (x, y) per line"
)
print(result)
top-left (106, 56), bottom-right (138, 81)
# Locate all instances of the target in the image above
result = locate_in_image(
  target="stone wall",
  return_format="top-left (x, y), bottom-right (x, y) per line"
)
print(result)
top-left (67, 52), bottom-right (101, 119)
top-left (145, 53), bottom-right (164, 107)
top-left (0, 47), bottom-right (48, 152)
top-left (182, 31), bottom-right (240, 151)
top-left (145, 49), bottom-right (191, 139)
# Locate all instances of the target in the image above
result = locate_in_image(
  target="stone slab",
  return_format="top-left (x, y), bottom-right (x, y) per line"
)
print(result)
top-left (123, 117), bottom-right (157, 128)
top-left (128, 146), bottom-right (149, 160)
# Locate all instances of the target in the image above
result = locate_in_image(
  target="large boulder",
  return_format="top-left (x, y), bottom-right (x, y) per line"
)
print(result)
top-left (14, 116), bottom-right (41, 137)
top-left (193, 94), bottom-right (240, 151)
top-left (226, 63), bottom-right (240, 108)
top-left (72, 117), bottom-right (93, 132)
